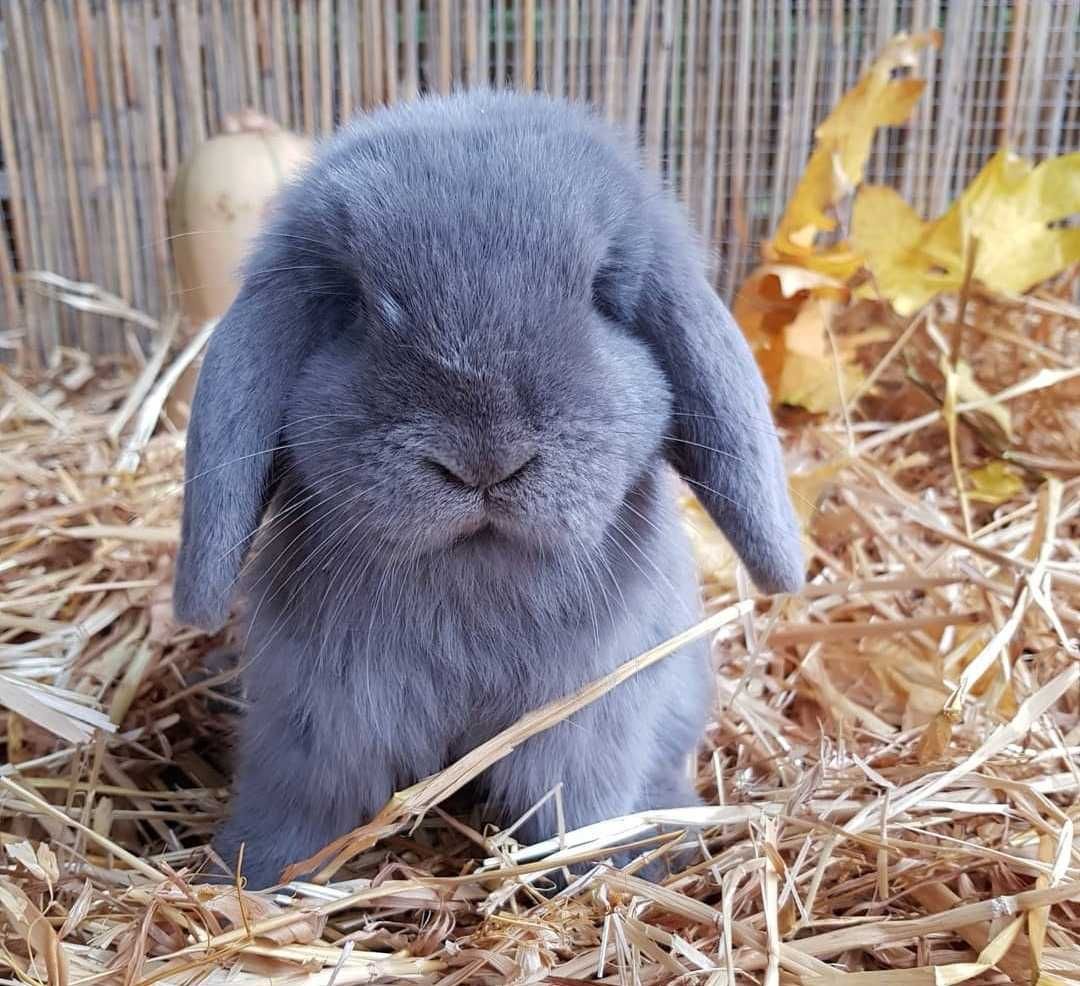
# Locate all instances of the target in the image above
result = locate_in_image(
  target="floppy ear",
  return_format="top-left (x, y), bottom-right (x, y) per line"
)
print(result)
top-left (635, 262), bottom-right (804, 595)
top-left (173, 282), bottom-right (310, 631)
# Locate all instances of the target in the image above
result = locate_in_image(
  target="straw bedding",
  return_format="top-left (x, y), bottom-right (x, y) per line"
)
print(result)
top-left (1, 267), bottom-right (1079, 985)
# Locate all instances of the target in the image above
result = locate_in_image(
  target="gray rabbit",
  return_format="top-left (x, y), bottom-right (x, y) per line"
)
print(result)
top-left (174, 90), bottom-right (803, 889)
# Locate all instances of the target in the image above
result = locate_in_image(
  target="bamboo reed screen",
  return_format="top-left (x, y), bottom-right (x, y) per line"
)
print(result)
top-left (0, 0), bottom-right (1077, 357)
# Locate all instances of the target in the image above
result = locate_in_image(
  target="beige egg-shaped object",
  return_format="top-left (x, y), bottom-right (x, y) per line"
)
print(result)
top-left (167, 113), bottom-right (313, 415)
top-left (168, 113), bottom-right (313, 324)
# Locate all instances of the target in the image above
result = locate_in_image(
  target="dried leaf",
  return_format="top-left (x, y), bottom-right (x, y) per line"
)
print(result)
top-left (200, 889), bottom-right (327, 946)
top-left (951, 358), bottom-right (1013, 439)
top-left (765, 30), bottom-right (940, 275)
top-left (766, 264), bottom-right (851, 300)
top-left (854, 151), bottom-right (1080, 315)
top-left (683, 457), bottom-right (830, 588)
top-left (969, 461), bottom-right (1024, 504)
top-left (776, 298), bottom-right (864, 411)
top-left (732, 267), bottom-right (820, 394)
top-left (35, 844), bottom-right (59, 888)
top-left (732, 270), bottom-right (862, 411)
top-left (915, 711), bottom-right (954, 764)
top-left (1, 841), bottom-right (58, 896)
top-left (679, 487), bottom-right (737, 588)
top-left (789, 458), bottom-right (847, 531)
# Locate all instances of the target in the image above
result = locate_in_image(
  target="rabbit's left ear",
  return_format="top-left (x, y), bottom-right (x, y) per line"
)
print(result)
top-left (633, 259), bottom-right (804, 595)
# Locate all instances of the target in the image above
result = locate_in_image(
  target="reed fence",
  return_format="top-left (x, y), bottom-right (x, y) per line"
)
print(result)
top-left (0, 0), bottom-right (1077, 357)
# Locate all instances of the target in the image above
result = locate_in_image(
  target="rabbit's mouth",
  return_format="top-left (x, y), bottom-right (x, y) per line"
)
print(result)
top-left (448, 521), bottom-right (503, 552)
top-left (448, 513), bottom-right (541, 552)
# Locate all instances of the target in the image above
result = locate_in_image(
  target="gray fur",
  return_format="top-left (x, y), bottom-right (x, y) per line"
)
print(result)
top-left (174, 91), bottom-right (803, 888)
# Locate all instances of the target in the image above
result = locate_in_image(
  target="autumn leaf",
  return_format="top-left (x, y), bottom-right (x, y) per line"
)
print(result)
top-left (731, 267), bottom-right (811, 389)
top-left (733, 271), bottom-right (874, 413)
top-left (3, 841), bottom-right (59, 894)
top-left (949, 356), bottom-right (1014, 439)
top-left (788, 458), bottom-right (847, 534)
top-left (732, 265), bottom-right (852, 406)
top-left (679, 486), bottom-right (736, 588)
top-left (854, 150), bottom-right (1080, 315)
top-left (775, 297), bottom-right (864, 412)
top-left (734, 31), bottom-right (937, 409)
top-left (765, 30), bottom-right (940, 276)
top-left (915, 710), bottom-right (955, 763)
top-left (969, 461), bottom-right (1024, 504)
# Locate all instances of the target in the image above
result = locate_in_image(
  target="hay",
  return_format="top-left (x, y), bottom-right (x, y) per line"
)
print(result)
top-left (1, 270), bottom-right (1079, 985)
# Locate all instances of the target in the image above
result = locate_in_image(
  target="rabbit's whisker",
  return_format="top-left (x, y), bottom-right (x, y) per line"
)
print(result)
top-left (152, 228), bottom-right (338, 253)
top-left (621, 498), bottom-right (670, 542)
top-left (328, 515), bottom-right (403, 650)
top-left (679, 476), bottom-right (745, 512)
top-left (589, 534), bottom-right (629, 624)
top-left (179, 436), bottom-right (343, 490)
top-left (574, 533), bottom-right (619, 633)
top-left (244, 492), bottom-right (392, 671)
top-left (662, 435), bottom-right (746, 463)
top-left (611, 516), bottom-right (679, 599)
top-left (602, 524), bottom-right (662, 602)
top-left (242, 475), bottom-right (394, 604)
top-left (216, 461), bottom-right (364, 563)
top-left (569, 536), bottom-right (602, 655)
top-left (320, 510), bottom-right (405, 645)
top-left (668, 409), bottom-right (791, 437)
top-left (169, 265), bottom-right (346, 298)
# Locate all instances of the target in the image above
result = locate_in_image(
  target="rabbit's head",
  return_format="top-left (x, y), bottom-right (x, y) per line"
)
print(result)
top-left (174, 93), bottom-right (803, 632)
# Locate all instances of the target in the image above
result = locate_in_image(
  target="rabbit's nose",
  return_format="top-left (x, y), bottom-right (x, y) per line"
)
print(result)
top-left (482, 448), bottom-right (537, 488)
top-left (427, 447), bottom-right (537, 490)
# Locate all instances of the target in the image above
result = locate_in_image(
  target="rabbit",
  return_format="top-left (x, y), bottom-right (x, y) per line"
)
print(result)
top-left (173, 89), bottom-right (803, 890)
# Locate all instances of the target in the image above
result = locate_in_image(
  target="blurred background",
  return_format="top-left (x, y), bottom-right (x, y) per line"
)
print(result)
top-left (0, 0), bottom-right (1077, 360)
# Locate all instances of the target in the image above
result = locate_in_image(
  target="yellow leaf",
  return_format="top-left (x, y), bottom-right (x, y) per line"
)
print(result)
top-left (851, 185), bottom-right (954, 313)
top-left (732, 270), bottom-right (861, 412)
top-left (969, 461), bottom-right (1024, 505)
top-left (855, 150), bottom-right (1080, 315)
top-left (951, 358), bottom-right (1013, 439)
top-left (764, 264), bottom-right (849, 299)
top-left (732, 267), bottom-right (827, 398)
top-left (776, 298), bottom-right (864, 412)
top-left (766, 30), bottom-right (939, 270)
top-left (681, 458), bottom-right (827, 588)
top-left (777, 352), bottom-right (862, 414)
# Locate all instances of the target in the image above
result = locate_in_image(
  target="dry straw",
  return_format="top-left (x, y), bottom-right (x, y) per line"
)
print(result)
top-left (2, 15), bottom-right (1080, 982)
top-left (1, 258), bottom-right (1078, 981)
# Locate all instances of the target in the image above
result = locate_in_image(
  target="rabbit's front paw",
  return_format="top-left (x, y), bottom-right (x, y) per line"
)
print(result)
top-left (213, 818), bottom-right (321, 890)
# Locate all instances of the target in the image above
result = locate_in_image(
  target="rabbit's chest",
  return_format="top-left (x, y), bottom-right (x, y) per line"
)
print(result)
top-left (334, 600), bottom-right (610, 738)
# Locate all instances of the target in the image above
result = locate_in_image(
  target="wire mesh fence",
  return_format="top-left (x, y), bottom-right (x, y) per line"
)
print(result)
top-left (0, 0), bottom-right (1077, 356)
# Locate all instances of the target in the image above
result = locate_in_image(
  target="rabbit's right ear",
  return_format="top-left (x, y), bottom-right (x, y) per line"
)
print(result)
top-left (173, 283), bottom-right (306, 631)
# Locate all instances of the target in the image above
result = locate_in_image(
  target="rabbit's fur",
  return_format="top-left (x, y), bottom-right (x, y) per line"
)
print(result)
top-left (175, 91), bottom-right (803, 889)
